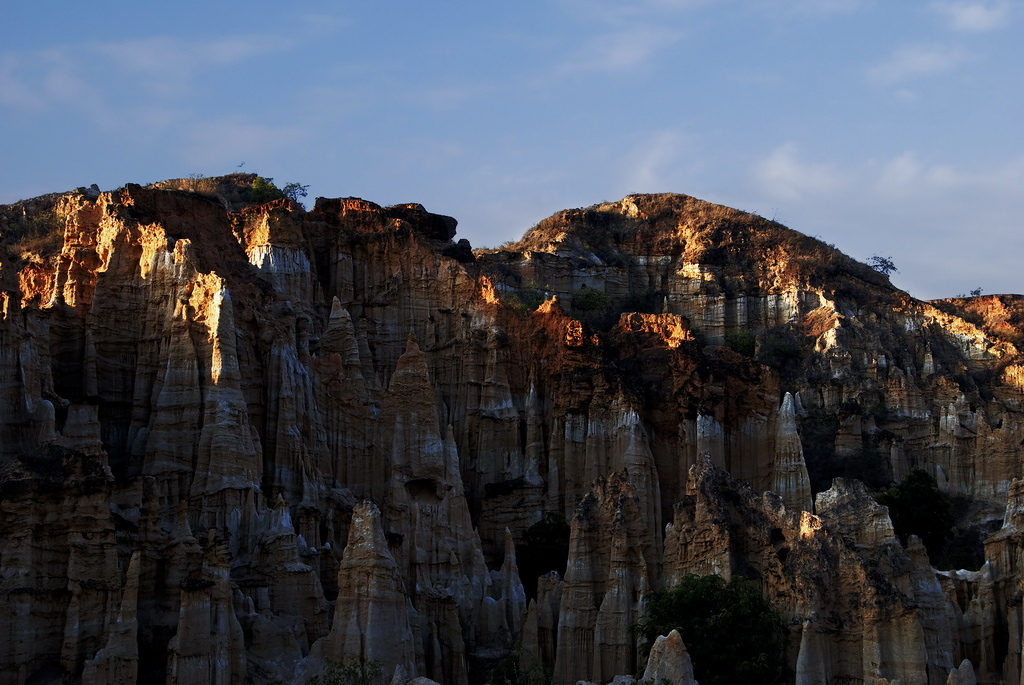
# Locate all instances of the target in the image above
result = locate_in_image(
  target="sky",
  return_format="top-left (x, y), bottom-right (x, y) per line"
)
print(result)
top-left (1, 1), bottom-right (1022, 300)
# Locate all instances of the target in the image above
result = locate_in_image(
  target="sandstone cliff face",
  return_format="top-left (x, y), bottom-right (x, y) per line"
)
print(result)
top-left (1, 180), bottom-right (1022, 683)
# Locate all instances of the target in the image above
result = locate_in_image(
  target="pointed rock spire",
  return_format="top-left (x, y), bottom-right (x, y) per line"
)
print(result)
top-left (771, 392), bottom-right (813, 513)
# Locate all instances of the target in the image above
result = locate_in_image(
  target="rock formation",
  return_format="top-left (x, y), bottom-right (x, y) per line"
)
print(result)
top-left (641, 630), bottom-right (696, 685)
top-left (2, 177), bottom-right (1023, 683)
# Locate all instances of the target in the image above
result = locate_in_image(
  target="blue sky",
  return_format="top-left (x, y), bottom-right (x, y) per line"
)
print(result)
top-left (2, 1), bottom-right (1021, 299)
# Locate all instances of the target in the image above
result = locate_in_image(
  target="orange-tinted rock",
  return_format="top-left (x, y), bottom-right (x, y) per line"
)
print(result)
top-left (4, 180), bottom-right (1024, 683)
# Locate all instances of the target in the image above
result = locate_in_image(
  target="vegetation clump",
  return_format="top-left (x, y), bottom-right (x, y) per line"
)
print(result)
top-left (1, 205), bottom-right (65, 266)
top-left (306, 660), bottom-right (381, 685)
top-left (570, 285), bottom-right (611, 312)
top-left (635, 574), bottom-right (787, 685)
top-left (867, 255), bottom-right (898, 276)
top-left (569, 285), bottom-right (612, 326)
top-left (515, 512), bottom-right (570, 600)
top-left (505, 284), bottom-right (547, 312)
top-left (875, 467), bottom-right (955, 563)
top-left (250, 176), bottom-right (285, 203)
top-left (723, 329), bottom-right (756, 357)
top-left (249, 176), bottom-right (310, 205)
top-left (485, 645), bottom-right (549, 685)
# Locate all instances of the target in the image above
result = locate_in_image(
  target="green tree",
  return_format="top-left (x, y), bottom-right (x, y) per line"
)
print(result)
top-left (876, 467), bottom-right (955, 560)
top-left (867, 255), bottom-right (898, 276)
top-left (250, 176), bottom-right (284, 203)
top-left (283, 182), bottom-right (310, 202)
top-left (635, 574), bottom-right (786, 685)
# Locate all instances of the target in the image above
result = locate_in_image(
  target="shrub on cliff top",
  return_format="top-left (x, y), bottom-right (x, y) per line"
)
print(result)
top-left (250, 176), bottom-right (285, 203)
top-left (2, 206), bottom-right (64, 264)
top-left (635, 574), bottom-right (786, 685)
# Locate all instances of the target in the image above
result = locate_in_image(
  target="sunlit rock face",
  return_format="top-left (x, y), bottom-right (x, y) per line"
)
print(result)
top-left (1, 178), bottom-right (1022, 683)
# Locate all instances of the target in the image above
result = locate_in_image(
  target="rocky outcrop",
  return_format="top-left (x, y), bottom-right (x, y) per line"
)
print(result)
top-left (641, 630), bottom-right (696, 685)
top-left (663, 459), bottom-right (963, 684)
top-left (2, 179), bottom-right (1024, 683)
top-left (313, 501), bottom-right (417, 679)
top-left (772, 392), bottom-right (812, 513)
top-left (553, 471), bottom-right (656, 685)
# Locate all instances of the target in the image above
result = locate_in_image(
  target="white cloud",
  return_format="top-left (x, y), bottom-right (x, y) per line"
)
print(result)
top-left (0, 55), bottom-right (46, 110)
top-left (865, 45), bottom-right (967, 83)
top-left (620, 130), bottom-right (691, 191)
top-left (94, 35), bottom-right (288, 71)
top-left (0, 33), bottom-right (291, 114)
top-left (181, 118), bottom-right (307, 167)
top-left (751, 143), bottom-right (845, 201)
top-left (557, 0), bottom-right (720, 25)
top-left (553, 25), bottom-right (684, 76)
top-left (932, 1), bottom-right (1013, 31)
top-left (405, 84), bottom-right (494, 111)
top-left (747, 147), bottom-right (1024, 298)
top-left (92, 35), bottom-right (290, 99)
top-left (757, 0), bottom-right (866, 15)
top-left (754, 146), bottom-right (1024, 205)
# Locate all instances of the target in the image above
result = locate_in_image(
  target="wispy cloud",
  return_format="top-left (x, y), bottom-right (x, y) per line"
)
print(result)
top-left (92, 35), bottom-right (290, 98)
top-left (865, 44), bottom-right (968, 84)
top-left (553, 25), bottom-right (684, 76)
top-left (932, 1), bottom-right (1014, 31)
top-left (0, 33), bottom-right (291, 114)
top-left (557, 0), bottom-right (720, 25)
top-left (747, 146), bottom-right (1024, 297)
top-left (181, 118), bottom-right (307, 167)
top-left (753, 145), bottom-right (1024, 204)
top-left (94, 35), bottom-right (288, 72)
top-left (757, 0), bottom-right (866, 15)
top-left (0, 48), bottom-right (110, 117)
top-left (621, 130), bottom-right (691, 191)
top-left (0, 54), bottom-right (47, 110)
top-left (751, 143), bottom-right (845, 201)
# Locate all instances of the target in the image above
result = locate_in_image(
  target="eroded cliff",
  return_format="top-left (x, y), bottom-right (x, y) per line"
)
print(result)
top-left (1, 177), bottom-right (1022, 684)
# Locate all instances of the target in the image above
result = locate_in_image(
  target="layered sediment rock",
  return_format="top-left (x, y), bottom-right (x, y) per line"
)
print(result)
top-left (641, 630), bottom-right (696, 685)
top-left (552, 471), bottom-right (656, 684)
top-left (1, 179), bottom-right (1023, 683)
top-left (314, 501), bottom-right (417, 679)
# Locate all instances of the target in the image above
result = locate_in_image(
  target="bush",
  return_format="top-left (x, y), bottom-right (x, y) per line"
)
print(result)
top-left (505, 286), bottom-right (547, 312)
top-left (635, 574), bottom-right (786, 685)
top-left (2, 207), bottom-right (65, 264)
top-left (570, 285), bottom-right (611, 312)
top-left (306, 660), bottom-right (381, 685)
top-left (876, 468), bottom-right (955, 561)
top-left (757, 326), bottom-right (805, 380)
top-left (250, 176), bottom-right (284, 203)
top-left (486, 645), bottom-right (550, 685)
top-left (569, 285), bottom-right (613, 328)
top-left (724, 329), bottom-right (756, 357)
top-left (621, 289), bottom-right (664, 314)
top-left (515, 513), bottom-right (570, 600)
